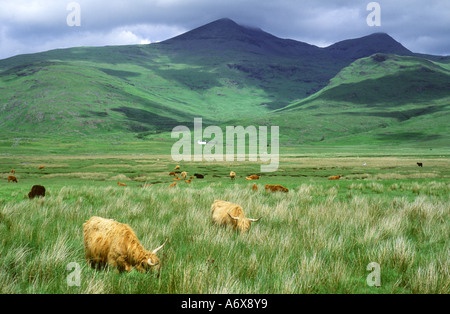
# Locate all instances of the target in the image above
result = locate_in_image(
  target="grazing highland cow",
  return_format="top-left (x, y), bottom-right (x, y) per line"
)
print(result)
top-left (83, 216), bottom-right (167, 273)
top-left (265, 184), bottom-right (289, 193)
top-left (169, 182), bottom-right (177, 187)
top-left (328, 175), bottom-right (342, 180)
top-left (28, 185), bottom-right (46, 199)
top-left (245, 175), bottom-right (260, 180)
top-left (117, 182), bottom-right (127, 186)
top-left (174, 165), bottom-right (180, 170)
top-left (8, 175), bottom-right (18, 183)
top-left (38, 165), bottom-right (45, 170)
top-left (230, 171), bottom-right (236, 180)
top-left (211, 200), bottom-right (261, 233)
top-left (11, 169), bottom-right (15, 174)
top-left (181, 171), bottom-right (188, 179)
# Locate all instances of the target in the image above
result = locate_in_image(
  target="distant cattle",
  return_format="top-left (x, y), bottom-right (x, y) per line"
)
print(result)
top-left (174, 165), bottom-right (180, 170)
top-left (252, 184), bottom-right (258, 191)
top-left (169, 182), bottom-right (177, 188)
top-left (211, 200), bottom-right (261, 233)
top-left (117, 182), bottom-right (127, 186)
top-left (181, 171), bottom-right (188, 179)
top-left (265, 184), bottom-right (289, 193)
top-left (245, 175), bottom-right (260, 180)
top-left (185, 180), bottom-right (191, 184)
top-left (328, 175), bottom-right (342, 180)
top-left (10, 169), bottom-right (15, 174)
top-left (190, 176), bottom-right (194, 180)
top-left (28, 185), bottom-right (46, 199)
top-left (8, 175), bottom-right (18, 183)
top-left (38, 166), bottom-right (45, 170)
top-left (83, 216), bottom-right (167, 273)
top-left (417, 162), bottom-right (423, 167)
top-left (169, 172), bottom-right (176, 176)
top-left (230, 171), bottom-right (236, 180)
top-left (194, 174), bottom-right (204, 179)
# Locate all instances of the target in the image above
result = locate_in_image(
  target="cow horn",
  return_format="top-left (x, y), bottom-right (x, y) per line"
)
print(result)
top-left (152, 238), bottom-right (168, 254)
top-left (147, 258), bottom-right (158, 266)
top-left (249, 217), bottom-right (262, 222)
top-left (227, 213), bottom-right (239, 220)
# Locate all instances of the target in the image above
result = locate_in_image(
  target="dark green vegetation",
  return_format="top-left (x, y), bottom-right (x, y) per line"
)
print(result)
top-left (0, 18), bottom-right (448, 146)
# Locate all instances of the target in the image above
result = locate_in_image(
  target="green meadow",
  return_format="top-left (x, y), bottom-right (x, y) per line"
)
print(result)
top-left (0, 143), bottom-right (448, 294)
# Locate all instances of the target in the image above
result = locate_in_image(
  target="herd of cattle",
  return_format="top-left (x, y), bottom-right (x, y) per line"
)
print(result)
top-left (4, 161), bottom-right (425, 274)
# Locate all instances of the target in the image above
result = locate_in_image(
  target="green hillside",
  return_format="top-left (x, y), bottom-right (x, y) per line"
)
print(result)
top-left (0, 18), bottom-right (448, 146)
top-left (242, 54), bottom-right (450, 146)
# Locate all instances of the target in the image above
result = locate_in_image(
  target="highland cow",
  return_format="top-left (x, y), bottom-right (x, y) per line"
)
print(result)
top-left (252, 184), bottom-right (258, 191)
top-left (28, 185), bottom-right (46, 199)
top-left (8, 175), bottom-right (18, 183)
top-left (83, 216), bottom-right (167, 273)
top-left (230, 171), bottom-right (236, 180)
top-left (265, 184), bottom-right (289, 193)
top-left (245, 175), bottom-right (259, 180)
top-left (328, 175), bottom-right (342, 180)
top-left (211, 200), bottom-right (261, 233)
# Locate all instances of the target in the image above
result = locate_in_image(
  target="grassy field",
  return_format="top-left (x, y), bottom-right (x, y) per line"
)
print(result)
top-left (0, 145), bottom-right (448, 294)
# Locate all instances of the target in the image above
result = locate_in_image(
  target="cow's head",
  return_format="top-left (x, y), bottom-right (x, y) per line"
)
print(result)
top-left (137, 239), bottom-right (167, 273)
top-left (228, 213), bottom-right (262, 232)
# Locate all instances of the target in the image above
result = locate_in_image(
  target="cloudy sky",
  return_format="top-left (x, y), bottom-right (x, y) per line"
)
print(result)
top-left (0, 0), bottom-right (449, 60)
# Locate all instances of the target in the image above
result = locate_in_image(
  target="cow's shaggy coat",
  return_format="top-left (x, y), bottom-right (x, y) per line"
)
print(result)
top-left (211, 200), bottom-right (261, 233)
top-left (83, 216), bottom-right (167, 273)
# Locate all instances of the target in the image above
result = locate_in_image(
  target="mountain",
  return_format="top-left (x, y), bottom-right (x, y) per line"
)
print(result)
top-left (0, 18), bottom-right (448, 145)
top-left (240, 54), bottom-right (450, 146)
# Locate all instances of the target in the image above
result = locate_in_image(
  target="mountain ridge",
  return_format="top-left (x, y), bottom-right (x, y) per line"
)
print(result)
top-left (0, 18), bottom-right (448, 146)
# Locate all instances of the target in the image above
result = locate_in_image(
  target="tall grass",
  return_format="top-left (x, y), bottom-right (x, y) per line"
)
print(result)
top-left (0, 181), bottom-right (448, 294)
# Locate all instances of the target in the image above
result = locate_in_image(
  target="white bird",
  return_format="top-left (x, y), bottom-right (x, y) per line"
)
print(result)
top-left (363, 163), bottom-right (367, 166)
top-left (198, 140), bottom-right (207, 145)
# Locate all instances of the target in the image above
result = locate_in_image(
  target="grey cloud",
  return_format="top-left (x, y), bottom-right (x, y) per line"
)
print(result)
top-left (0, 0), bottom-right (448, 60)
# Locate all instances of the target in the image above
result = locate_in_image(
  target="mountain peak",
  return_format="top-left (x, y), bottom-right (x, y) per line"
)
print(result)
top-left (327, 32), bottom-right (412, 59)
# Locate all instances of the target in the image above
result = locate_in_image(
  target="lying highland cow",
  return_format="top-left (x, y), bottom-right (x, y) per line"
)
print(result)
top-left (83, 216), bottom-right (167, 273)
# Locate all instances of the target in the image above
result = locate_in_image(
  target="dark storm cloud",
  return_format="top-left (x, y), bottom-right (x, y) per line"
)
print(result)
top-left (0, 0), bottom-right (448, 60)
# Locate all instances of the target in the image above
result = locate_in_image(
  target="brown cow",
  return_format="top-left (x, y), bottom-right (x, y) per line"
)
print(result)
top-left (28, 185), bottom-right (46, 199)
top-left (252, 184), bottom-right (258, 191)
top-left (117, 182), bottom-right (127, 186)
top-left (83, 216), bottom-right (167, 273)
top-left (10, 169), bottom-right (15, 174)
top-left (169, 182), bottom-right (177, 188)
top-left (169, 172), bottom-right (176, 176)
top-left (8, 175), bottom-right (18, 183)
top-left (328, 175), bottom-right (342, 180)
top-left (265, 184), bottom-right (289, 193)
top-left (230, 171), bottom-right (236, 180)
top-left (185, 179), bottom-right (191, 184)
top-left (174, 165), bottom-right (180, 170)
top-left (245, 175), bottom-right (260, 180)
top-left (211, 200), bottom-right (261, 233)
top-left (38, 165), bottom-right (45, 170)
